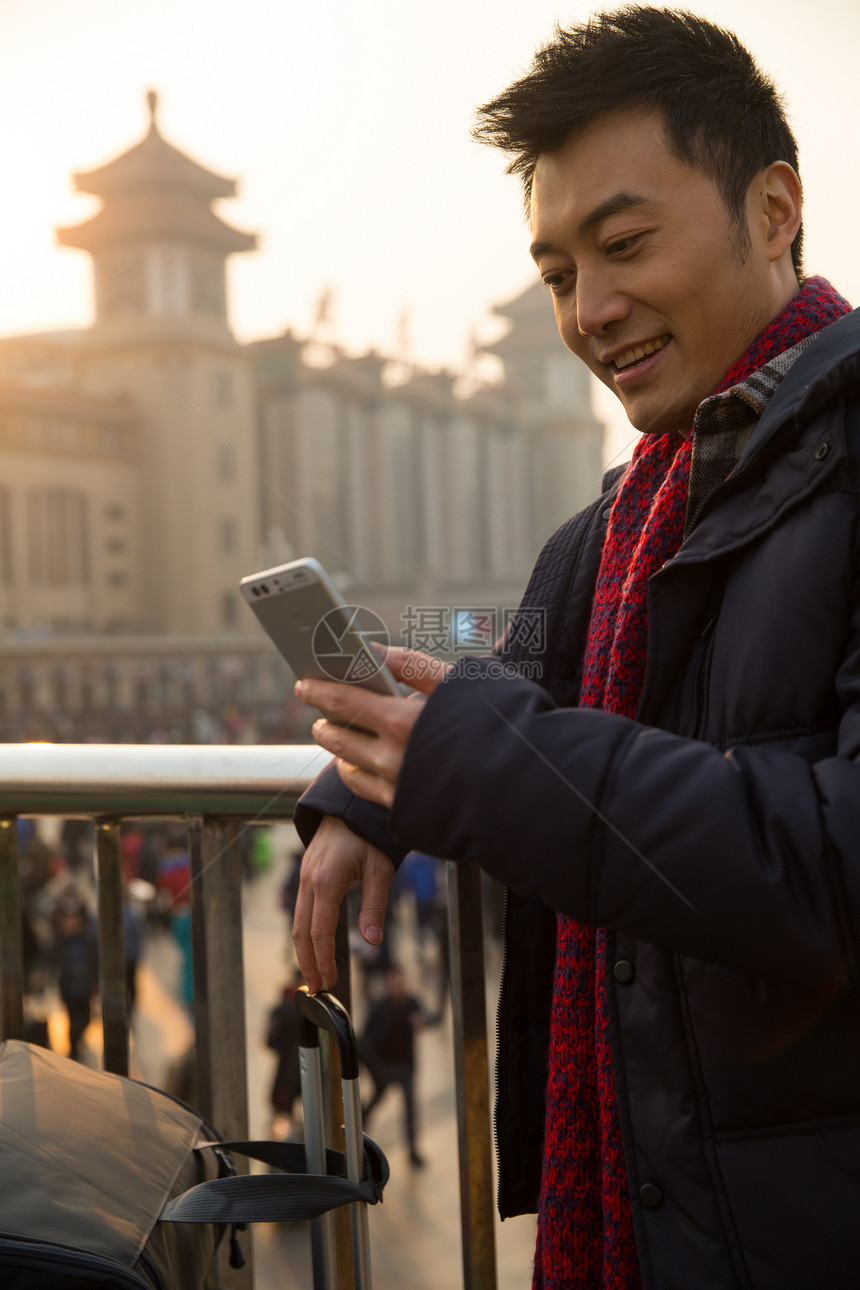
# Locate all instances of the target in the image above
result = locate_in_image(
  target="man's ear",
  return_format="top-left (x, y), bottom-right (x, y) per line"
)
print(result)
top-left (756, 161), bottom-right (802, 262)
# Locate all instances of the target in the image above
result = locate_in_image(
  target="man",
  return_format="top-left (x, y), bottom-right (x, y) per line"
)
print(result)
top-left (292, 8), bottom-right (860, 1288)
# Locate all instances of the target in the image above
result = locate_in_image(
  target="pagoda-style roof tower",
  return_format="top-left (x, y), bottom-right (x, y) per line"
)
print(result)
top-left (482, 280), bottom-right (570, 379)
top-left (481, 280), bottom-right (595, 422)
top-left (57, 92), bottom-right (257, 340)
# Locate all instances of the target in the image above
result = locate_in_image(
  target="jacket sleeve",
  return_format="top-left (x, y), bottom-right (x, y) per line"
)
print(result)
top-left (294, 761), bottom-right (412, 865)
top-left (388, 652), bottom-right (860, 988)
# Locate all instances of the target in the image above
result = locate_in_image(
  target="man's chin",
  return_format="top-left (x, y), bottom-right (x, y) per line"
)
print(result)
top-left (624, 397), bottom-right (693, 439)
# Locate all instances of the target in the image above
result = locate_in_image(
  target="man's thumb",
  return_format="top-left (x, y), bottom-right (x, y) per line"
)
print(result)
top-left (358, 852), bottom-right (394, 945)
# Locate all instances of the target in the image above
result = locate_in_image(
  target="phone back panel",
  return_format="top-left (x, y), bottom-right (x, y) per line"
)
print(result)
top-left (240, 561), bottom-right (397, 696)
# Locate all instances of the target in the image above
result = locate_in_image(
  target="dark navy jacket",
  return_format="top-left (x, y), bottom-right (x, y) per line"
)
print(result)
top-left (297, 309), bottom-right (860, 1290)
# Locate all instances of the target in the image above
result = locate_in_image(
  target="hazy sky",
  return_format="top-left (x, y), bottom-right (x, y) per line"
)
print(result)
top-left (2, 0), bottom-right (857, 457)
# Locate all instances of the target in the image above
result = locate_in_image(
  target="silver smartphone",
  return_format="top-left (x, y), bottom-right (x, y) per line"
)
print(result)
top-left (239, 557), bottom-right (402, 697)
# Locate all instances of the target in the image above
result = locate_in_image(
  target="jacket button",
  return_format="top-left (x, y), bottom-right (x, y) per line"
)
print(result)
top-left (601, 507), bottom-right (613, 522)
top-left (815, 442), bottom-right (830, 460)
top-left (613, 959), bottom-right (635, 984)
top-left (639, 1183), bottom-right (663, 1210)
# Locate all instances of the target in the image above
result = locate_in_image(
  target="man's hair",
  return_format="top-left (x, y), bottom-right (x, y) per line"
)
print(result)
top-left (473, 6), bottom-right (803, 272)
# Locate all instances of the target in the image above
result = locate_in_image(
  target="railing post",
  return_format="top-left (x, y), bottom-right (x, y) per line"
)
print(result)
top-left (0, 817), bottom-right (24, 1041)
top-left (447, 859), bottom-right (498, 1290)
top-left (330, 908), bottom-right (355, 1290)
top-left (188, 816), bottom-right (253, 1288)
top-left (96, 819), bottom-right (129, 1075)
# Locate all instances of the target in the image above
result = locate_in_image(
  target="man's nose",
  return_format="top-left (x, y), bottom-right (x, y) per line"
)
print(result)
top-left (574, 269), bottom-right (630, 338)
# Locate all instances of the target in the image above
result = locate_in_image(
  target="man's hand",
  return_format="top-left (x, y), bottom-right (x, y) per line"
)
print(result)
top-left (292, 647), bottom-right (450, 991)
top-left (293, 815), bottom-right (394, 992)
top-left (296, 646), bottom-right (449, 809)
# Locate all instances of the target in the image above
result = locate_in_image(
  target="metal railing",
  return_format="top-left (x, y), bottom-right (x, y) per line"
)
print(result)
top-left (0, 744), bottom-right (497, 1290)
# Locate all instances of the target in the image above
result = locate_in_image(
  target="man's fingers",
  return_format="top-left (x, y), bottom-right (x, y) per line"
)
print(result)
top-left (292, 877), bottom-right (326, 994)
top-left (381, 645), bottom-right (452, 695)
top-left (295, 881), bottom-right (341, 992)
top-left (312, 717), bottom-right (400, 780)
top-left (292, 821), bottom-right (355, 992)
top-left (291, 817), bottom-right (396, 993)
top-left (308, 893), bottom-right (341, 992)
top-left (334, 757), bottom-right (395, 808)
top-left (357, 850), bottom-right (395, 947)
top-left (295, 677), bottom-right (385, 732)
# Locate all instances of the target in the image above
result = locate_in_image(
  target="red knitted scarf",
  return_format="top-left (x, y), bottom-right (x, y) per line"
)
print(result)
top-left (534, 277), bottom-right (852, 1290)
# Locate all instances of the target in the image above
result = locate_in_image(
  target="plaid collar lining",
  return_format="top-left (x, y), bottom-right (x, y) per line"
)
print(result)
top-left (684, 331), bottom-right (823, 537)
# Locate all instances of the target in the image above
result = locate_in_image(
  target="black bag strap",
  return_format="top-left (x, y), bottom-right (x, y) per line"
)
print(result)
top-left (160, 1135), bottom-right (389, 1225)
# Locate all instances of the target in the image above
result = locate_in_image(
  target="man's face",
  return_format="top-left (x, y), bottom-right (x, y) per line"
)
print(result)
top-left (530, 109), bottom-right (786, 436)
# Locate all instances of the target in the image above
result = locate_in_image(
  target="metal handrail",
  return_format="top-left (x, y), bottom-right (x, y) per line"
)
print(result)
top-left (0, 743), bottom-right (497, 1290)
top-left (0, 742), bottom-right (333, 816)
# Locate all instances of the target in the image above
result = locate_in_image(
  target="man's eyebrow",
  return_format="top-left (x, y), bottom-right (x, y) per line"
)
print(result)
top-left (530, 191), bottom-right (650, 261)
top-left (581, 190), bottom-right (649, 231)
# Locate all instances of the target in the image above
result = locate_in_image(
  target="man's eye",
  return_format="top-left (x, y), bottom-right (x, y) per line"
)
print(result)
top-left (541, 271), bottom-right (574, 294)
top-left (606, 236), bottom-right (636, 255)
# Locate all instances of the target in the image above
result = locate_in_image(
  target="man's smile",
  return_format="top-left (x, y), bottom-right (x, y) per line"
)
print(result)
top-left (609, 333), bottom-right (672, 371)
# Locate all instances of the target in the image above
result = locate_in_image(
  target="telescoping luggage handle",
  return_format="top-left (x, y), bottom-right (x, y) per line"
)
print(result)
top-left (159, 990), bottom-right (387, 1271)
top-left (297, 987), bottom-right (372, 1290)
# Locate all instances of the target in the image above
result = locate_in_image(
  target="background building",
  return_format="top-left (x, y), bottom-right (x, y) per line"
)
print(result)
top-left (0, 96), bottom-right (603, 742)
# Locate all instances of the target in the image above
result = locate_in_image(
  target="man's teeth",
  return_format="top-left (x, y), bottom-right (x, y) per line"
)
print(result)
top-left (614, 336), bottom-right (669, 370)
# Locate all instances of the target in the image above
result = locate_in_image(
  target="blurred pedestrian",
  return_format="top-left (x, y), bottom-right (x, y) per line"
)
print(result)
top-left (395, 852), bottom-right (442, 949)
top-left (155, 824), bottom-right (190, 929)
top-left (265, 972), bottom-right (303, 1137)
top-left (279, 850), bottom-right (303, 925)
top-left (360, 965), bottom-right (426, 1168)
top-left (123, 898), bottom-right (144, 1013)
top-left (60, 819), bottom-right (93, 875)
top-left (51, 895), bottom-right (99, 1060)
top-left (169, 899), bottom-right (194, 1016)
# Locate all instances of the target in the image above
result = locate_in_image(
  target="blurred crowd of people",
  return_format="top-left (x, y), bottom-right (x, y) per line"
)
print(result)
top-left (16, 816), bottom-right (501, 1178)
top-left (17, 815), bottom-right (274, 1063)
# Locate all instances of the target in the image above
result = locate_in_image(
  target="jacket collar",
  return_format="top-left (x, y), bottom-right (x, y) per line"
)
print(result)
top-left (741, 307), bottom-right (860, 457)
top-left (673, 308), bottom-right (860, 563)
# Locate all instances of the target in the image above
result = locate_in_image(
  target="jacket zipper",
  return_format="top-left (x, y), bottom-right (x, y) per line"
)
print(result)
top-left (493, 887), bottom-right (509, 1214)
top-left (0, 1237), bottom-right (160, 1289)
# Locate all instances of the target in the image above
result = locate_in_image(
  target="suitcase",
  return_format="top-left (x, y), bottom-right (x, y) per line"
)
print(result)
top-left (0, 994), bottom-right (388, 1288)
top-left (0, 1038), bottom-right (235, 1288)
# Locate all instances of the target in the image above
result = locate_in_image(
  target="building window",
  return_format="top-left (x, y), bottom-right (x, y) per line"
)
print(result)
top-left (220, 517), bottom-right (237, 556)
top-left (97, 423), bottom-right (122, 454)
top-left (190, 253), bottom-right (225, 317)
top-left (221, 591), bottom-right (238, 628)
top-left (100, 251), bottom-right (146, 317)
top-left (219, 445), bottom-right (236, 481)
top-left (28, 489), bottom-right (90, 587)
